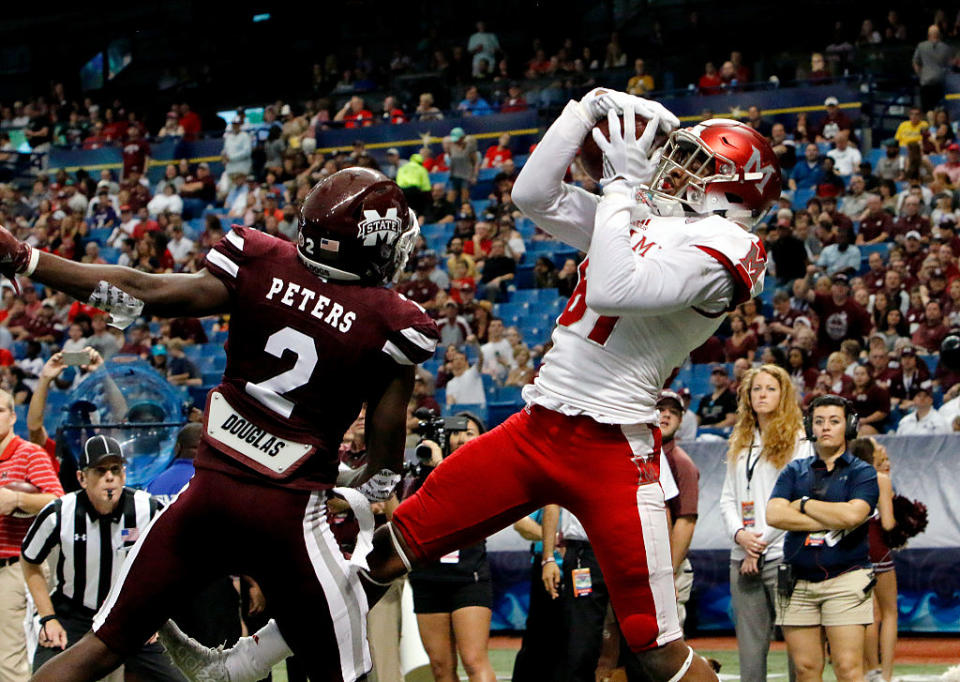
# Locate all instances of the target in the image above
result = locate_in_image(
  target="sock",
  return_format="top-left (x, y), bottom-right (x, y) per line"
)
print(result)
top-left (224, 619), bottom-right (294, 682)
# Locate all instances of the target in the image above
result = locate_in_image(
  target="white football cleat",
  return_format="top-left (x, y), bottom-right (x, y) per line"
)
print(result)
top-left (158, 620), bottom-right (230, 682)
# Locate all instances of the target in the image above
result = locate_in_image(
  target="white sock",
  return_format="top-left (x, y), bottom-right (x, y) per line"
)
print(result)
top-left (224, 619), bottom-right (294, 682)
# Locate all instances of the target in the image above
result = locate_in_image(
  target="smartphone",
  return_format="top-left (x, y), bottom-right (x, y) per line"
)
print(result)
top-left (62, 351), bottom-right (91, 366)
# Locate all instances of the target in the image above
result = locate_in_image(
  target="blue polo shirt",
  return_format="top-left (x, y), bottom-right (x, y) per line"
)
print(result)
top-left (145, 458), bottom-right (195, 507)
top-left (790, 160), bottom-right (824, 189)
top-left (770, 451), bottom-right (878, 582)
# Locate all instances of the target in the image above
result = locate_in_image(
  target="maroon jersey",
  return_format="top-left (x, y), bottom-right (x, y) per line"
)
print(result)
top-left (199, 227), bottom-right (439, 489)
top-left (863, 268), bottom-right (886, 292)
top-left (850, 385), bottom-right (890, 420)
top-left (859, 213), bottom-right (892, 244)
top-left (122, 138), bottom-right (151, 175)
top-left (810, 293), bottom-right (871, 358)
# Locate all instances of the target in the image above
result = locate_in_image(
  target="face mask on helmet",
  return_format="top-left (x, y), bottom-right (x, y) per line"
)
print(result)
top-left (646, 125), bottom-right (777, 228)
top-left (388, 208), bottom-right (420, 283)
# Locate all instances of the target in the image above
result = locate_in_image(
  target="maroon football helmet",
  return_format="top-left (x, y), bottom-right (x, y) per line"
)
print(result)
top-left (297, 168), bottom-right (418, 285)
top-left (647, 119), bottom-right (781, 227)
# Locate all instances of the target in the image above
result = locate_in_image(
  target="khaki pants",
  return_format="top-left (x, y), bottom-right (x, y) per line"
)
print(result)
top-left (675, 559), bottom-right (694, 627)
top-left (367, 581), bottom-right (403, 682)
top-left (0, 560), bottom-right (29, 682)
top-left (776, 568), bottom-right (875, 627)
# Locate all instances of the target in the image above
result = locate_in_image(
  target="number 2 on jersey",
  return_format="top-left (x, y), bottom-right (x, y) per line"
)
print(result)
top-left (557, 259), bottom-right (619, 345)
top-left (246, 327), bottom-right (318, 418)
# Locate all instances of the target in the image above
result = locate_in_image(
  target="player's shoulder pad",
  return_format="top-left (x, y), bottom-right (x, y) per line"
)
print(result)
top-left (207, 226), bottom-right (289, 280)
top-left (378, 290), bottom-right (440, 367)
top-left (688, 216), bottom-right (766, 306)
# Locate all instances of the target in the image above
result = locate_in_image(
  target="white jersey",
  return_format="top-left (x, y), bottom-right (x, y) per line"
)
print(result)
top-left (514, 100), bottom-right (766, 425)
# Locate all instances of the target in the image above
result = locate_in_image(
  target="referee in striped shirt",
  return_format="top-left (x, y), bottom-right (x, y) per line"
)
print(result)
top-left (20, 435), bottom-right (186, 681)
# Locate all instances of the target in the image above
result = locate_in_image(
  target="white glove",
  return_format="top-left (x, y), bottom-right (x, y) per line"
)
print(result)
top-left (601, 90), bottom-right (681, 134)
top-left (591, 105), bottom-right (660, 189)
top-left (576, 87), bottom-right (681, 135)
top-left (575, 87), bottom-right (617, 126)
top-left (356, 469), bottom-right (401, 503)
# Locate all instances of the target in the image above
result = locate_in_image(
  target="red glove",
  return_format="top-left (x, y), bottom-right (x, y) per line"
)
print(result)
top-left (0, 225), bottom-right (34, 292)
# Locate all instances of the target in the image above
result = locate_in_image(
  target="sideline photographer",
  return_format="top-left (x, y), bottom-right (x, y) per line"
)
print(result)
top-left (404, 411), bottom-right (495, 682)
top-left (767, 395), bottom-right (879, 682)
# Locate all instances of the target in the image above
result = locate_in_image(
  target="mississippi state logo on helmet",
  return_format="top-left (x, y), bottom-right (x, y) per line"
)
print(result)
top-left (647, 119), bottom-right (781, 227)
top-left (297, 167), bottom-right (419, 285)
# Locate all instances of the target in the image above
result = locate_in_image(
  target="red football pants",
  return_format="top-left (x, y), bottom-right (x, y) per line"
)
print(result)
top-left (392, 405), bottom-right (682, 651)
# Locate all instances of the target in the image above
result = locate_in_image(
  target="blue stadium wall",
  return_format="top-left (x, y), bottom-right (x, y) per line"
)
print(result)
top-left (487, 434), bottom-right (960, 634)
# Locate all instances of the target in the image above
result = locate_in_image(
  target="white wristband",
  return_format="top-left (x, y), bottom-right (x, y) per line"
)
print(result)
top-left (23, 247), bottom-right (39, 277)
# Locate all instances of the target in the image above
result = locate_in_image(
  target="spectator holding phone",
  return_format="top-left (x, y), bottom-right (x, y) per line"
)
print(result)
top-left (720, 365), bottom-right (811, 682)
top-left (767, 395), bottom-right (879, 682)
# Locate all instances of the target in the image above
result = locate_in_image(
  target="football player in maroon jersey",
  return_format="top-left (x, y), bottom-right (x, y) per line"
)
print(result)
top-left (0, 168), bottom-right (439, 682)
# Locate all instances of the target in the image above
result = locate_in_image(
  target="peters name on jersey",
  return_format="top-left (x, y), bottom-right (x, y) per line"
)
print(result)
top-left (264, 276), bottom-right (357, 334)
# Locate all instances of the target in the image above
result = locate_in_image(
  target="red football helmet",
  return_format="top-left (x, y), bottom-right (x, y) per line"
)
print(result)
top-left (297, 168), bottom-right (418, 285)
top-left (647, 119), bottom-right (781, 227)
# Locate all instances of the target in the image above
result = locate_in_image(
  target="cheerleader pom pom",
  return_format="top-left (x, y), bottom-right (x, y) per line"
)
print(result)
top-left (882, 495), bottom-right (929, 550)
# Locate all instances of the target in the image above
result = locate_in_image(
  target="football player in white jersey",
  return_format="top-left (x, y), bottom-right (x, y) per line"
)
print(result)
top-left (160, 89), bottom-right (781, 682)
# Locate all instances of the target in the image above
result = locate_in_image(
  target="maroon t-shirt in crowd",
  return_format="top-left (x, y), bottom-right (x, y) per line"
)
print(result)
top-left (859, 213), bottom-right (893, 244)
top-left (122, 138), bottom-right (151, 175)
top-left (810, 293), bottom-right (871, 358)
top-left (662, 439), bottom-right (699, 522)
top-left (724, 332), bottom-right (757, 362)
top-left (850, 385), bottom-right (890, 421)
top-left (862, 268), bottom-right (887, 292)
top-left (912, 321), bottom-right (949, 353)
top-left (769, 308), bottom-right (801, 345)
top-left (892, 214), bottom-right (931, 241)
top-left (199, 227), bottom-right (439, 489)
top-left (396, 277), bottom-right (439, 306)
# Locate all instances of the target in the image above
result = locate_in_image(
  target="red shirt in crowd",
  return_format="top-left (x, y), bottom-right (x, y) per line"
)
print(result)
top-left (0, 435), bottom-right (63, 558)
top-left (179, 111), bottom-right (202, 140)
top-left (343, 110), bottom-right (374, 128)
top-left (483, 145), bottom-right (512, 169)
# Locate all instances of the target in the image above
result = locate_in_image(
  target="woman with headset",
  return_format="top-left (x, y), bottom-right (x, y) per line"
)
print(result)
top-left (720, 364), bottom-right (811, 682)
top-left (405, 412), bottom-right (495, 682)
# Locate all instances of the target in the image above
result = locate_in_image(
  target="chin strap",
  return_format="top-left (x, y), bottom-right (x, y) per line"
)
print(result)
top-left (665, 646), bottom-right (695, 682)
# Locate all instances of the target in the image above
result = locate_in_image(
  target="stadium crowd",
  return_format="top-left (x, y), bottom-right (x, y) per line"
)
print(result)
top-left (0, 8), bottom-right (957, 682)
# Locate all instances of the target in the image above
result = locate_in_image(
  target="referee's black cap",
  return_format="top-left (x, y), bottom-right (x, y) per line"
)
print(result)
top-left (79, 435), bottom-right (125, 469)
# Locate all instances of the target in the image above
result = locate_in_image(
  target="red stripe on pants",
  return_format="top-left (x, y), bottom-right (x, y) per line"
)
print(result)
top-left (392, 406), bottom-right (680, 651)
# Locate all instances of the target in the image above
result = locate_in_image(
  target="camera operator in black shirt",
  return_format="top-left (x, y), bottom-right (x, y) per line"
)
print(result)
top-left (404, 410), bottom-right (495, 682)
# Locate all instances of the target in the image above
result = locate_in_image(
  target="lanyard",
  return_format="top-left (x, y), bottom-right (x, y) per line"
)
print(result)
top-left (745, 436), bottom-right (761, 489)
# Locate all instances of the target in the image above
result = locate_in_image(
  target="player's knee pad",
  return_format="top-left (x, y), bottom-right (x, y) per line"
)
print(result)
top-left (621, 613), bottom-right (660, 651)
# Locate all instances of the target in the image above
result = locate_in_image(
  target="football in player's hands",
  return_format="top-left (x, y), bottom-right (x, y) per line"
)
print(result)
top-left (580, 113), bottom-right (667, 183)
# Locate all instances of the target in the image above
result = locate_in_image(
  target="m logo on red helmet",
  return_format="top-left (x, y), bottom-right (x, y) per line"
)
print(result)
top-left (358, 208), bottom-right (402, 246)
top-left (744, 147), bottom-right (776, 193)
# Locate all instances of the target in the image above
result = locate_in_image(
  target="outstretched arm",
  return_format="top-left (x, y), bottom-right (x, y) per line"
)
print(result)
top-left (31, 252), bottom-right (230, 318)
top-left (0, 226), bottom-right (230, 320)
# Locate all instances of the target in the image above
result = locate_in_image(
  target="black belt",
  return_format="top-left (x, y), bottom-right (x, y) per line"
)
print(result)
top-left (0, 556), bottom-right (20, 568)
top-left (564, 539), bottom-right (592, 550)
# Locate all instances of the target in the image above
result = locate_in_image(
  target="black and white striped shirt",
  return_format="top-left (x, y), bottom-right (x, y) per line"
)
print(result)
top-left (20, 488), bottom-right (161, 612)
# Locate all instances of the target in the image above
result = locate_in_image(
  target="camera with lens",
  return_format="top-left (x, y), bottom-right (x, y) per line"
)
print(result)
top-left (408, 408), bottom-right (469, 474)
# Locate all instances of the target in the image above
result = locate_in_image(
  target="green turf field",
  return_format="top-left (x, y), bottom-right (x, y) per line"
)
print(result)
top-left (271, 647), bottom-right (953, 680)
